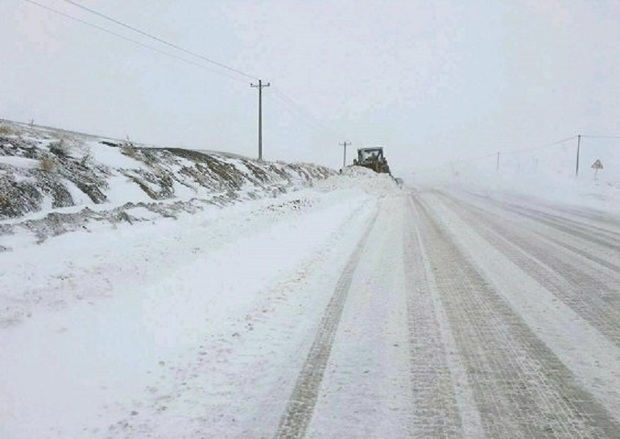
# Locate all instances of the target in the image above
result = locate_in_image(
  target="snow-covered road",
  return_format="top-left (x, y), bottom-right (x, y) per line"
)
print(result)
top-left (405, 191), bottom-right (620, 438)
top-left (2, 177), bottom-right (620, 438)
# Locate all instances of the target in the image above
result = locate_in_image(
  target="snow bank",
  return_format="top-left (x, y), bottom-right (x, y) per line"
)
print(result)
top-left (0, 119), bottom-right (335, 249)
top-left (0, 121), bottom-right (403, 438)
top-left (0, 167), bottom-right (381, 438)
top-left (316, 165), bottom-right (400, 196)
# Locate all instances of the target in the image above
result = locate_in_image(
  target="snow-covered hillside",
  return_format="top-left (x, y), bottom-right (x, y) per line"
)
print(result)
top-left (0, 155), bottom-right (399, 438)
top-left (0, 119), bottom-right (334, 249)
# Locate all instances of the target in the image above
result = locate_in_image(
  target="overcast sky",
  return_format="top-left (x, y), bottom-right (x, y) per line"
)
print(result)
top-left (1, 0), bottom-right (619, 177)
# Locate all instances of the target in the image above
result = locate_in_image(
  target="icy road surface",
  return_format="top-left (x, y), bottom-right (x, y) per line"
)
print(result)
top-left (2, 181), bottom-right (620, 438)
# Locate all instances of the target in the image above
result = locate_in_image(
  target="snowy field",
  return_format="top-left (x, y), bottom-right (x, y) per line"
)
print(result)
top-left (2, 161), bottom-right (620, 438)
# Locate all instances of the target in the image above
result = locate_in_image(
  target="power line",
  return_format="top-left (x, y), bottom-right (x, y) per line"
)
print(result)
top-left (270, 95), bottom-right (331, 136)
top-left (21, 0), bottom-right (341, 159)
top-left (20, 0), bottom-right (247, 83)
top-left (269, 89), bottom-right (348, 166)
top-left (273, 88), bottom-right (323, 127)
top-left (581, 135), bottom-right (620, 139)
top-left (415, 135), bottom-right (579, 174)
top-left (21, 0), bottom-right (381, 169)
top-left (268, 88), bottom-right (337, 138)
top-left (503, 135), bottom-right (577, 155)
top-left (59, 0), bottom-right (258, 81)
top-left (272, 87), bottom-right (338, 137)
top-left (452, 152), bottom-right (496, 165)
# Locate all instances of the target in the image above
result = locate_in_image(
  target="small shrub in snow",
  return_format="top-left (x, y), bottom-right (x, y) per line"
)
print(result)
top-left (49, 138), bottom-right (72, 157)
top-left (80, 152), bottom-right (93, 167)
top-left (0, 125), bottom-right (14, 136)
top-left (120, 138), bottom-right (139, 159)
top-left (39, 155), bottom-right (56, 172)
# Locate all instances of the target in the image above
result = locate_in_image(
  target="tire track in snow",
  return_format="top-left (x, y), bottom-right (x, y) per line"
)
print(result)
top-left (411, 193), bottom-right (620, 438)
top-left (472, 195), bottom-right (620, 251)
top-left (273, 207), bottom-right (379, 439)
top-left (438, 192), bottom-right (620, 349)
top-left (404, 196), bottom-right (481, 438)
top-left (515, 208), bottom-right (620, 251)
top-left (457, 192), bottom-right (620, 277)
top-left (465, 191), bottom-right (620, 241)
top-left (538, 233), bottom-right (620, 276)
top-left (462, 193), bottom-right (620, 274)
top-left (302, 195), bottom-right (413, 438)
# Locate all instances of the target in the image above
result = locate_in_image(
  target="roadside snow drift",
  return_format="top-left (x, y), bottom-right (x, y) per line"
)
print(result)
top-left (0, 138), bottom-right (399, 438)
top-left (0, 119), bottom-right (333, 249)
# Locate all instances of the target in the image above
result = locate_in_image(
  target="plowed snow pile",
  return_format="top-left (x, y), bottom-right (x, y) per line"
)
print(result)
top-left (316, 165), bottom-right (399, 195)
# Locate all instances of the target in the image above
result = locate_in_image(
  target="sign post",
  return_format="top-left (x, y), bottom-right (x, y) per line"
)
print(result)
top-left (591, 159), bottom-right (603, 180)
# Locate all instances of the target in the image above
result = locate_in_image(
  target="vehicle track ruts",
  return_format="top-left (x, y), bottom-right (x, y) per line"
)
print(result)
top-left (402, 199), bottom-right (467, 438)
top-left (540, 234), bottom-right (620, 275)
top-left (436, 193), bottom-right (620, 349)
top-left (551, 206), bottom-right (620, 231)
top-left (273, 208), bottom-right (379, 439)
top-left (509, 207), bottom-right (620, 250)
top-left (469, 190), bottom-right (620, 231)
top-left (468, 194), bottom-right (620, 251)
top-left (464, 191), bottom-right (620, 239)
top-left (513, 201), bottom-right (620, 237)
top-left (410, 194), bottom-right (620, 438)
top-left (450, 192), bottom-right (620, 276)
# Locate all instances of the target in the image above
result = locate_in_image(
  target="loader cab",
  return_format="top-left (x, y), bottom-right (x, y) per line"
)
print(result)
top-left (357, 148), bottom-right (385, 162)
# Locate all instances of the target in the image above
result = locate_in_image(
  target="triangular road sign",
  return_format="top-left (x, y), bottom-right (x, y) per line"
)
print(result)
top-left (591, 159), bottom-right (604, 170)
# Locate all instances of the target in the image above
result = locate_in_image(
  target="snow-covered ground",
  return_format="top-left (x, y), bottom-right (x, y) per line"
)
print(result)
top-left (3, 122), bottom-right (620, 437)
top-left (0, 166), bottom-right (399, 438)
top-left (0, 119), bottom-right (333, 244)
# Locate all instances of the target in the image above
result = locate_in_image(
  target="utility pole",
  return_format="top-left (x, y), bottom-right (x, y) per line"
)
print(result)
top-left (496, 151), bottom-right (500, 172)
top-left (575, 134), bottom-right (581, 177)
top-left (250, 79), bottom-right (270, 160)
top-left (339, 141), bottom-right (351, 169)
